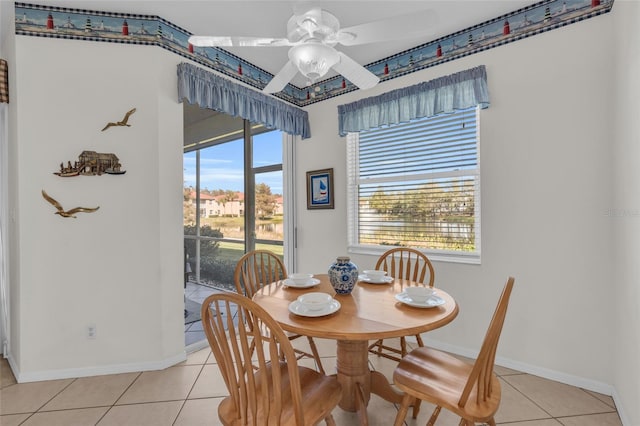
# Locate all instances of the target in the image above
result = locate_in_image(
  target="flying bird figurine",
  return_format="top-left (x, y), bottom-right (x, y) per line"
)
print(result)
top-left (101, 107), bottom-right (136, 131)
top-left (42, 190), bottom-right (100, 218)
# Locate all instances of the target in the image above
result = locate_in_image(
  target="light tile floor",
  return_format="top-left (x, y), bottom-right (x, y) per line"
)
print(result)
top-left (0, 337), bottom-right (622, 426)
top-left (1, 282), bottom-right (623, 425)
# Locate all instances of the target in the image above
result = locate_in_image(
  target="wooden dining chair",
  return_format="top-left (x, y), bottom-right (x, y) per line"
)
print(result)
top-left (234, 249), bottom-right (326, 374)
top-left (368, 247), bottom-right (436, 361)
top-left (392, 277), bottom-right (515, 426)
top-left (201, 292), bottom-right (342, 426)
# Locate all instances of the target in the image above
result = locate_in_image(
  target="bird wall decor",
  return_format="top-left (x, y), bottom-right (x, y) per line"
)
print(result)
top-left (42, 190), bottom-right (100, 218)
top-left (101, 108), bottom-right (136, 131)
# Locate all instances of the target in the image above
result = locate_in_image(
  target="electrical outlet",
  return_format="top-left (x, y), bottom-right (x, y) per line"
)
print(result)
top-left (87, 325), bottom-right (97, 339)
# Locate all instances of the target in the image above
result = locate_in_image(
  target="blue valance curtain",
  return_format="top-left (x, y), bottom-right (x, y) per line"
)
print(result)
top-left (177, 62), bottom-right (311, 139)
top-left (337, 65), bottom-right (490, 136)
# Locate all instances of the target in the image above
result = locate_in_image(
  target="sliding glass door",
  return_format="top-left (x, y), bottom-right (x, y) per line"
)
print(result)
top-left (183, 107), bottom-right (290, 293)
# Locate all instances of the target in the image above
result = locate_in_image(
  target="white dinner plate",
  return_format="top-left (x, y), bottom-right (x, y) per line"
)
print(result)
top-left (283, 278), bottom-right (321, 288)
top-left (358, 275), bottom-right (394, 284)
top-left (395, 292), bottom-right (445, 308)
top-left (288, 299), bottom-right (341, 317)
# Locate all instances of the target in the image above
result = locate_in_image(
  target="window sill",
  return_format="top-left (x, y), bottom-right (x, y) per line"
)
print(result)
top-left (348, 245), bottom-right (481, 265)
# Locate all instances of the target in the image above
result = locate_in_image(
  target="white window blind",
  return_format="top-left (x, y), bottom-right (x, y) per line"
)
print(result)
top-left (348, 106), bottom-right (480, 261)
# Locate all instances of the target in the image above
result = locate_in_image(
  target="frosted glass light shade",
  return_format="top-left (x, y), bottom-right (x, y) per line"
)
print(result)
top-left (288, 43), bottom-right (339, 82)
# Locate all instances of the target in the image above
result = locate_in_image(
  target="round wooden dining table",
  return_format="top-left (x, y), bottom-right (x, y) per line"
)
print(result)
top-left (252, 274), bottom-right (458, 425)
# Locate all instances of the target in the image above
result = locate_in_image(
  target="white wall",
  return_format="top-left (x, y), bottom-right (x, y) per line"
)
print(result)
top-left (612, 2), bottom-right (640, 425)
top-left (2, 0), bottom-right (19, 369)
top-left (297, 9), bottom-right (616, 394)
top-left (0, 0), bottom-right (10, 357)
top-left (11, 37), bottom-right (185, 380)
top-left (6, 5), bottom-right (638, 425)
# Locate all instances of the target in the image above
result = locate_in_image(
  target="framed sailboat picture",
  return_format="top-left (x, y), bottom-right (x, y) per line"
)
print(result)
top-left (306, 168), bottom-right (334, 210)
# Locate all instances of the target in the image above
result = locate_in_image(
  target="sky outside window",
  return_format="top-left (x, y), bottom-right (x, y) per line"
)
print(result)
top-left (183, 130), bottom-right (283, 194)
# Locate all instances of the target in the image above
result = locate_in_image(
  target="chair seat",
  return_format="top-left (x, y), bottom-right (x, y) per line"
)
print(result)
top-left (393, 347), bottom-right (501, 422)
top-left (219, 363), bottom-right (342, 425)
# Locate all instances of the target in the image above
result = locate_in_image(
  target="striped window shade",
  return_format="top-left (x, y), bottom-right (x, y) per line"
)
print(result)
top-left (0, 59), bottom-right (8, 103)
top-left (347, 106), bottom-right (481, 260)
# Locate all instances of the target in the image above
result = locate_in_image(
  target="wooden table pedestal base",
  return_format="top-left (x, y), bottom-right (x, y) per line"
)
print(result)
top-left (335, 340), bottom-right (405, 425)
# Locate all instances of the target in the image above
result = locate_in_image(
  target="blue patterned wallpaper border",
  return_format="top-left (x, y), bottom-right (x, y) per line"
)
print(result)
top-left (15, 0), bottom-right (613, 107)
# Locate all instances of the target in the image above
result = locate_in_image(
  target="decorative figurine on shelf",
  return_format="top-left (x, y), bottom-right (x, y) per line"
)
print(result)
top-left (101, 107), bottom-right (136, 131)
top-left (41, 190), bottom-right (100, 218)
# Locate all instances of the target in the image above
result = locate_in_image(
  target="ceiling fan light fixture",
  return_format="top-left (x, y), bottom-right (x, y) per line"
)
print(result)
top-left (288, 43), bottom-right (339, 82)
top-left (287, 8), bottom-right (340, 43)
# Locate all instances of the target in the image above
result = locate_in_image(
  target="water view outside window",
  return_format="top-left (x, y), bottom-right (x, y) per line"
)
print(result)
top-left (348, 107), bottom-right (480, 257)
top-left (184, 125), bottom-right (284, 291)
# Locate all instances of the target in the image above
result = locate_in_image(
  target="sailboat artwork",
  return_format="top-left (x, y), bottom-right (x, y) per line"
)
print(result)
top-left (306, 168), bottom-right (334, 210)
top-left (315, 179), bottom-right (328, 202)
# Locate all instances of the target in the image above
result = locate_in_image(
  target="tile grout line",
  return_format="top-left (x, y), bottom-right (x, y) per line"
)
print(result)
top-left (36, 377), bottom-right (78, 411)
top-left (93, 371), bottom-right (143, 425)
top-left (171, 358), bottom-right (209, 425)
top-left (496, 375), bottom-right (621, 425)
top-left (577, 386), bottom-right (619, 411)
top-left (497, 374), bottom-right (557, 422)
top-left (553, 411), bottom-right (624, 423)
top-left (11, 377), bottom-right (79, 426)
top-left (0, 349), bottom-right (625, 426)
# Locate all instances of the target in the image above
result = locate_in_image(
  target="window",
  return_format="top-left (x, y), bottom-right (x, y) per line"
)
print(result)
top-left (347, 106), bottom-right (480, 263)
top-left (183, 108), bottom-right (291, 291)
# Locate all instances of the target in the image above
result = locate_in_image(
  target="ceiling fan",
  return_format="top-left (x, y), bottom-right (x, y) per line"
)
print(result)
top-left (188, 7), bottom-right (437, 94)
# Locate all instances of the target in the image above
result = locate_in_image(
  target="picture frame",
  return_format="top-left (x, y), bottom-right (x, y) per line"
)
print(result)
top-left (306, 168), bottom-right (334, 210)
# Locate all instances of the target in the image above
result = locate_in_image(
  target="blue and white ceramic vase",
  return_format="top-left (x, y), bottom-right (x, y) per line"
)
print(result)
top-left (328, 256), bottom-right (359, 295)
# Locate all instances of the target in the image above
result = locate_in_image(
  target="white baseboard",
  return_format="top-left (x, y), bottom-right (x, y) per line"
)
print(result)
top-left (185, 339), bottom-right (209, 353)
top-left (5, 338), bottom-right (636, 426)
top-left (11, 351), bottom-right (188, 383)
top-left (422, 337), bottom-right (614, 395)
top-left (611, 387), bottom-right (634, 426)
top-left (418, 337), bottom-right (637, 426)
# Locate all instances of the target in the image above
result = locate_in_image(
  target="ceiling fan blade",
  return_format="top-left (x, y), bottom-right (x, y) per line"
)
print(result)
top-left (335, 9), bottom-right (438, 46)
top-left (263, 60), bottom-right (299, 93)
top-left (332, 52), bottom-right (380, 91)
top-left (188, 35), bottom-right (292, 47)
